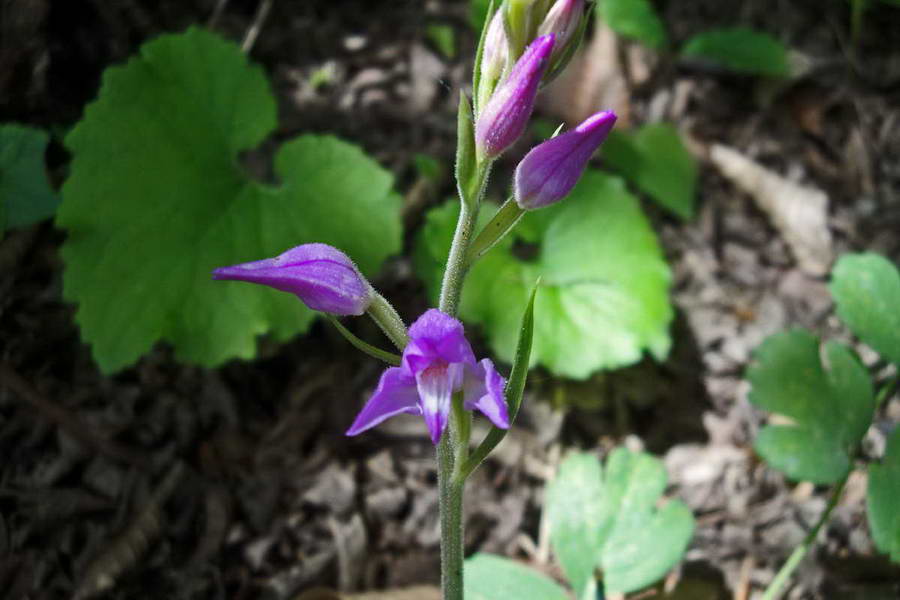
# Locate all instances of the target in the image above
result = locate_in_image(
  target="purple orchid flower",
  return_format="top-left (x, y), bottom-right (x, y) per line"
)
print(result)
top-left (346, 309), bottom-right (509, 444)
top-left (475, 34), bottom-right (555, 160)
top-left (212, 243), bottom-right (373, 315)
top-left (514, 110), bottom-right (617, 210)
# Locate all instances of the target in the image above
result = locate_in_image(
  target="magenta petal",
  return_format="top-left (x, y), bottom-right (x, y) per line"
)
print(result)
top-left (463, 359), bottom-right (509, 429)
top-left (514, 110), bottom-right (617, 210)
top-left (402, 309), bottom-right (476, 375)
top-left (475, 34), bottom-right (555, 159)
top-left (346, 367), bottom-right (420, 436)
top-left (212, 243), bottom-right (372, 315)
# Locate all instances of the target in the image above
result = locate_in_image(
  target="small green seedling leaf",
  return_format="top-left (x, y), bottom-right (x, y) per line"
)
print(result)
top-left (58, 28), bottom-right (401, 373)
top-left (415, 171), bottom-right (673, 379)
top-left (546, 449), bottom-right (694, 597)
top-left (464, 553), bottom-right (569, 600)
top-left (868, 427), bottom-right (900, 562)
top-left (597, 0), bottom-right (668, 49)
top-left (748, 330), bottom-right (875, 484)
top-left (602, 124), bottom-right (697, 220)
top-left (0, 124), bottom-right (59, 236)
top-left (830, 252), bottom-right (900, 365)
top-left (681, 28), bottom-right (791, 77)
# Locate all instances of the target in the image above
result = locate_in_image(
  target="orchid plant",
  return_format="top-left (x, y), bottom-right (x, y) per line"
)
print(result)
top-left (212, 1), bottom-right (614, 597)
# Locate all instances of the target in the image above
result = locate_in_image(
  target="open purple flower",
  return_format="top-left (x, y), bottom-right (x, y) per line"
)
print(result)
top-left (514, 110), bottom-right (617, 210)
top-left (212, 243), bottom-right (373, 315)
top-left (346, 309), bottom-right (509, 444)
top-left (475, 34), bottom-right (555, 160)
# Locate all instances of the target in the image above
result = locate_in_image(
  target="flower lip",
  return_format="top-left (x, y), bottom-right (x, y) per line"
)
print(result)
top-left (514, 110), bottom-right (617, 210)
top-left (212, 243), bottom-right (372, 315)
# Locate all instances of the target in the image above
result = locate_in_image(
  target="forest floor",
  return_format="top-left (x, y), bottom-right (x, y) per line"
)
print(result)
top-left (2, 1), bottom-right (900, 599)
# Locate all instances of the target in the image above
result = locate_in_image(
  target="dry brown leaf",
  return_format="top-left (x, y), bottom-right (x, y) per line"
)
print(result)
top-left (709, 144), bottom-right (833, 276)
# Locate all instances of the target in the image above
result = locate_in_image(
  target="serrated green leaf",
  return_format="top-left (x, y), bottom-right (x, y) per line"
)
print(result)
top-left (603, 124), bottom-right (697, 220)
top-left (747, 330), bottom-right (875, 483)
top-left (57, 28), bottom-right (401, 373)
top-left (415, 171), bottom-right (673, 379)
top-left (597, 0), bottom-right (668, 49)
top-left (1, 124), bottom-right (59, 235)
top-left (464, 553), bottom-right (569, 600)
top-left (681, 28), bottom-right (791, 77)
top-left (547, 450), bottom-right (694, 597)
top-left (868, 427), bottom-right (900, 562)
top-left (830, 253), bottom-right (900, 365)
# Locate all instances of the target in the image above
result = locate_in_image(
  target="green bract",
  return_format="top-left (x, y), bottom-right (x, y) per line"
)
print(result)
top-left (603, 124), bottom-right (697, 220)
top-left (0, 124), bottom-right (59, 238)
top-left (747, 330), bottom-right (875, 484)
top-left (681, 27), bottom-right (791, 77)
top-left (546, 450), bottom-right (694, 597)
top-left (597, 0), bottom-right (668, 49)
top-left (464, 553), bottom-right (569, 600)
top-left (57, 28), bottom-right (401, 373)
top-left (415, 171), bottom-right (672, 379)
top-left (868, 427), bottom-right (900, 562)
top-left (830, 253), bottom-right (900, 365)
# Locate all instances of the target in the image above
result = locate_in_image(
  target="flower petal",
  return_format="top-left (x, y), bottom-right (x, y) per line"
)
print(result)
top-left (416, 362), bottom-right (465, 444)
top-left (346, 367), bottom-right (420, 436)
top-left (212, 243), bottom-right (372, 315)
top-left (402, 309), bottom-right (476, 375)
top-left (463, 358), bottom-right (509, 429)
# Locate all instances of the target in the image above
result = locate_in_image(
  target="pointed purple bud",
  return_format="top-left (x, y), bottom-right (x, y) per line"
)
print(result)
top-left (212, 243), bottom-right (373, 315)
top-left (537, 0), bottom-right (584, 63)
top-left (475, 34), bottom-right (555, 160)
top-left (480, 9), bottom-right (509, 84)
top-left (514, 110), bottom-right (617, 210)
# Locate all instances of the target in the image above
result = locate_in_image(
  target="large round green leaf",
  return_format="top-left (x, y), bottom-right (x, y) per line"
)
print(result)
top-left (58, 28), bottom-right (401, 373)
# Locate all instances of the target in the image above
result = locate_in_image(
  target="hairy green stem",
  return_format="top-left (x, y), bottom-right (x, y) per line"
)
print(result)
top-left (761, 475), bottom-right (848, 600)
top-left (366, 292), bottom-right (409, 350)
top-left (437, 434), bottom-right (464, 600)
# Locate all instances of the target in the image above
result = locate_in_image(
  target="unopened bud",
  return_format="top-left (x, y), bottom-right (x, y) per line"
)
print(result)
top-left (537, 0), bottom-right (584, 64)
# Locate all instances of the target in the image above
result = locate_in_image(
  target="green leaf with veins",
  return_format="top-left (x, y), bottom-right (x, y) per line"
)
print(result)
top-left (57, 28), bottom-right (401, 373)
top-left (1, 124), bottom-right (59, 236)
top-left (747, 329), bottom-right (875, 484)
top-left (603, 124), bottom-right (697, 220)
top-left (681, 27), bottom-right (791, 77)
top-left (830, 252), bottom-right (900, 365)
top-left (597, 0), bottom-right (668, 49)
top-left (547, 450), bottom-right (694, 597)
top-left (464, 553), bottom-right (569, 600)
top-left (415, 171), bottom-right (672, 379)
top-left (868, 427), bottom-right (900, 562)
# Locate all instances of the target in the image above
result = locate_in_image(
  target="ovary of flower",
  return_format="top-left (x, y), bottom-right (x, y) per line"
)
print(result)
top-left (346, 309), bottom-right (509, 444)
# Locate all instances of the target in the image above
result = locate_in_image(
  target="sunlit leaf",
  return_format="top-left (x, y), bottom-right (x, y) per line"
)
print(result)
top-left (464, 553), bottom-right (569, 600)
top-left (597, 0), bottom-right (668, 49)
top-left (681, 28), bottom-right (791, 77)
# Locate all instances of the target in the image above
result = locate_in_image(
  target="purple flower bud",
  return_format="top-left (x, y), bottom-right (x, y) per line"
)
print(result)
top-left (514, 110), bottom-right (617, 210)
top-left (537, 0), bottom-right (584, 63)
top-left (212, 243), bottom-right (373, 315)
top-left (480, 9), bottom-right (509, 84)
top-left (475, 34), bottom-right (555, 160)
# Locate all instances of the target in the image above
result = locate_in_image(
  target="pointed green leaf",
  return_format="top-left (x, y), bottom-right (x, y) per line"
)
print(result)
top-left (681, 28), bottom-right (791, 77)
top-left (57, 28), bottom-right (401, 373)
top-left (464, 553), bottom-right (569, 600)
top-left (456, 94), bottom-right (478, 207)
top-left (747, 330), bottom-right (875, 483)
top-left (1, 124), bottom-right (59, 235)
top-left (603, 124), bottom-right (697, 220)
top-left (415, 171), bottom-right (673, 379)
top-left (597, 0), bottom-right (668, 49)
top-left (830, 252), bottom-right (900, 365)
top-left (546, 450), bottom-right (694, 597)
top-left (868, 427), bottom-right (900, 562)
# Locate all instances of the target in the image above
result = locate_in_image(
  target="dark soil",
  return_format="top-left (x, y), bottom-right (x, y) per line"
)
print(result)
top-left (2, 1), bottom-right (900, 599)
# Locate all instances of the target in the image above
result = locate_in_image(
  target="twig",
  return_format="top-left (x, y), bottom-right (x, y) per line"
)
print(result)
top-left (74, 462), bottom-right (186, 599)
top-left (207, 0), bottom-right (230, 28)
top-left (0, 363), bottom-right (150, 470)
top-left (241, 0), bottom-right (273, 54)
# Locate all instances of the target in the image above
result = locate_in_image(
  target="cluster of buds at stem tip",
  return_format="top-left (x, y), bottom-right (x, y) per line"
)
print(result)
top-left (475, 0), bottom-right (587, 160)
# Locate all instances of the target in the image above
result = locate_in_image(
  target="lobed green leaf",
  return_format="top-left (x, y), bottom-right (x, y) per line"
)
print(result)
top-left (464, 553), bottom-right (570, 600)
top-left (867, 427), bottom-right (900, 562)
